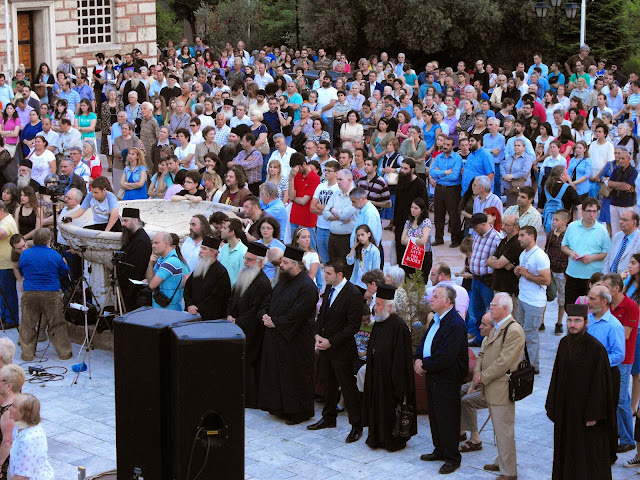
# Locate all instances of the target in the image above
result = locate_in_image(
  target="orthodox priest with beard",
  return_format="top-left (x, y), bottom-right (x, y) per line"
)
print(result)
top-left (259, 245), bottom-right (318, 425)
top-left (183, 235), bottom-right (231, 320)
top-left (362, 284), bottom-right (417, 452)
top-left (219, 126), bottom-right (249, 172)
top-left (117, 208), bottom-right (152, 312)
top-left (392, 158), bottom-right (427, 265)
top-left (227, 242), bottom-right (271, 408)
top-left (545, 303), bottom-right (615, 480)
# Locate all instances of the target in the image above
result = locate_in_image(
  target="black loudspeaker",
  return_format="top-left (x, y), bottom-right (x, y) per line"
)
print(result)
top-left (114, 307), bottom-right (201, 480)
top-left (170, 321), bottom-right (246, 480)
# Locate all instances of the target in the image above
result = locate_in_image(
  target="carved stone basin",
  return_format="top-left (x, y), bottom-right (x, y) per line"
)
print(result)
top-left (58, 199), bottom-right (240, 309)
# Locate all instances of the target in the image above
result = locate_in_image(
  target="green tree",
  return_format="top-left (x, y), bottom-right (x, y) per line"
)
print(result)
top-left (196, 0), bottom-right (264, 52)
top-left (261, 0), bottom-right (298, 47)
top-left (157, 0), bottom-right (184, 47)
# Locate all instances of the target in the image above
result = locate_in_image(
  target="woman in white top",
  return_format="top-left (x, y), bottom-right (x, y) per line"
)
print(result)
top-left (174, 127), bottom-right (196, 169)
top-left (29, 136), bottom-right (56, 186)
top-left (543, 91), bottom-right (562, 121)
top-left (291, 227), bottom-right (320, 285)
top-left (339, 110), bottom-right (364, 144)
top-left (7, 393), bottom-right (55, 480)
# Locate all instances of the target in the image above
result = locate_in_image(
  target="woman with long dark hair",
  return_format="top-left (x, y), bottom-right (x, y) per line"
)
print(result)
top-left (400, 197), bottom-right (432, 282)
top-left (33, 62), bottom-right (55, 104)
top-left (0, 104), bottom-right (20, 157)
top-left (15, 186), bottom-right (41, 241)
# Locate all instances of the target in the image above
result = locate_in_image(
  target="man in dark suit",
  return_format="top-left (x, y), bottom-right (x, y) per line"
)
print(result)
top-left (307, 258), bottom-right (364, 443)
top-left (365, 71), bottom-right (384, 99)
top-left (415, 285), bottom-right (469, 475)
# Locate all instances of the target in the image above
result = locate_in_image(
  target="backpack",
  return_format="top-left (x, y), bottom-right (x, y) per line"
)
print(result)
top-left (542, 183), bottom-right (569, 234)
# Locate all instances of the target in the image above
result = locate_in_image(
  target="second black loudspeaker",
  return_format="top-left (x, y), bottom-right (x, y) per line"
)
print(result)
top-left (169, 320), bottom-right (245, 480)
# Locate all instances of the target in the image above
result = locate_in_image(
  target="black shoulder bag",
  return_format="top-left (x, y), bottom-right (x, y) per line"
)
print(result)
top-left (152, 282), bottom-right (181, 308)
top-left (501, 321), bottom-right (535, 402)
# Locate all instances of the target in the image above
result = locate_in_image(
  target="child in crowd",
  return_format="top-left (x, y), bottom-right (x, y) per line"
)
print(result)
top-left (347, 224), bottom-right (381, 290)
top-left (544, 209), bottom-right (570, 335)
top-left (456, 237), bottom-right (474, 292)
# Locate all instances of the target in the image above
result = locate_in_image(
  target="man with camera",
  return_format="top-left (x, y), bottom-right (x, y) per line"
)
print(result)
top-left (117, 208), bottom-right (152, 312)
top-left (59, 158), bottom-right (87, 199)
top-left (62, 176), bottom-right (121, 232)
top-left (18, 228), bottom-right (72, 361)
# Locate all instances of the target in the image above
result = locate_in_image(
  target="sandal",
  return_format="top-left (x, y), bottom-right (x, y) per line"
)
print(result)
top-left (458, 440), bottom-right (482, 452)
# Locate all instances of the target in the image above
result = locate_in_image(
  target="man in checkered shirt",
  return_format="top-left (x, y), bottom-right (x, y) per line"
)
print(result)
top-left (467, 213), bottom-right (502, 346)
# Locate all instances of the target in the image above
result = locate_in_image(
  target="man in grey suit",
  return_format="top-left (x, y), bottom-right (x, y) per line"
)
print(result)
top-left (602, 210), bottom-right (640, 274)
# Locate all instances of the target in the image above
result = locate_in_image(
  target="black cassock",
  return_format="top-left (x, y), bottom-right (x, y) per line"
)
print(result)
top-left (116, 228), bottom-right (152, 312)
top-left (545, 334), bottom-right (615, 480)
top-left (183, 260), bottom-right (231, 320)
top-left (258, 271), bottom-right (318, 420)
top-left (227, 270), bottom-right (271, 408)
top-left (363, 313), bottom-right (417, 450)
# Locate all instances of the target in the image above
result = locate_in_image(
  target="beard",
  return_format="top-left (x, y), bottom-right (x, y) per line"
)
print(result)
top-left (226, 140), bottom-right (238, 150)
top-left (566, 325), bottom-right (588, 363)
top-left (192, 255), bottom-right (213, 278)
top-left (17, 173), bottom-right (30, 188)
top-left (372, 311), bottom-right (390, 323)
top-left (397, 171), bottom-right (412, 190)
top-left (234, 265), bottom-right (261, 296)
top-left (279, 267), bottom-right (295, 283)
top-left (130, 78), bottom-right (140, 90)
top-left (121, 225), bottom-right (136, 247)
top-left (189, 230), bottom-right (200, 239)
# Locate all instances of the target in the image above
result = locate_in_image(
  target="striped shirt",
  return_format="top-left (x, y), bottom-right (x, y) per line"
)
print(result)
top-left (470, 227), bottom-right (502, 276)
top-left (503, 204), bottom-right (542, 231)
top-left (357, 174), bottom-right (390, 209)
top-left (473, 193), bottom-right (503, 215)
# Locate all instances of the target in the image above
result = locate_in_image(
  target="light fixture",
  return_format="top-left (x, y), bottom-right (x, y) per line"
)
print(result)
top-left (550, 0), bottom-right (562, 8)
top-left (565, 1), bottom-right (578, 19)
top-left (535, 1), bottom-right (549, 18)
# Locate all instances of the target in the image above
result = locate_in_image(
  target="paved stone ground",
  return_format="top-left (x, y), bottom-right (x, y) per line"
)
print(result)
top-left (5, 206), bottom-right (637, 478)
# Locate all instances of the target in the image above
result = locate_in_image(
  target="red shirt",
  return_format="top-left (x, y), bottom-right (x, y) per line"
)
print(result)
top-left (290, 169), bottom-right (321, 227)
top-left (611, 295), bottom-right (640, 365)
top-left (533, 101), bottom-right (547, 123)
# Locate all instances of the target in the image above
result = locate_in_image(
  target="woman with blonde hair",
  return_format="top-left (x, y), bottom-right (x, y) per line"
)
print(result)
top-left (0, 364), bottom-right (26, 476)
top-left (82, 140), bottom-right (102, 180)
top-left (8, 393), bottom-right (55, 480)
top-left (120, 147), bottom-right (148, 200)
top-left (0, 339), bottom-right (15, 368)
top-left (265, 159), bottom-right (289, 203)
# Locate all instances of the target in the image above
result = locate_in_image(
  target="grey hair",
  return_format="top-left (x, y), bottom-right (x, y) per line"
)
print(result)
top-left (339, 168), bottom-right (353, 180)
top-left (435, 285), bottom-right (457, 303)
top-left (194, 103), bottom-right (204, 115)
top-left (123, 122), bottom-right (135, 131)
top-left (141, 101), bottom-right (153, 110)
top-left (381, 298), bottom-right (396, 313)
top-left (487, 117), bottom-right (499, 126)
top-left (513, 139), bottom-right (526, 147)
top-left (272, 133), bottom-right (285, 142)
top-left (474, 175), bottom-right (492, 192)
top-left (464, 85), bottom-right (475, 94)
top-left (493, 292), bottom-right (513, 314)
top-left (67, 187), bottom-right (83, 203)
top-left (259, 181), bottom-right (279, 199)
top-left (383, 265), bottom-right (405, 288)
top-left (594, 287), bottom-right (612, 304)
top-left (0, 338), bottom-right (15, 366)
top-left (552, 108), bottom-right (565, 117)
top-left (69, 146), bottom-right (82, 154)
top-left (128, 91), bottom-right (138, 99)
top-left (348, 186), bottom-right (367, 200)
top-left (44, 173), bottom-right (59, 184)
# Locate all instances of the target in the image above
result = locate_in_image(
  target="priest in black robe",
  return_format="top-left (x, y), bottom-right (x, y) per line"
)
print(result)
top-left (118, 208), bottom-right (152, 312)
top-left (259, 245), bottom-right (318, 425)
top-left (183, 236), bottom-right (231, 320)
top-left (227, 242), bottom-right (271, 408)
top-left (362, 284), bottom-right (417, 452)
top-left (545, 303), bottom-right (615, 480)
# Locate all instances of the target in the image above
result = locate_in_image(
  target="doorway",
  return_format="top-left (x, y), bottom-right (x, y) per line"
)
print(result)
top-left (17, 12), bottom-right (35, 79)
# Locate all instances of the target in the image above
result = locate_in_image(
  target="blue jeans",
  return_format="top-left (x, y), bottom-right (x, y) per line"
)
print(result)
top-left (290, 223), bottom-right (317, 251)
top-left (0, 269), bottom-right (19, 325)
top-left (618, 363), bottom-right (635, 446)
top-left (316, 227), bottom-right (330, 264)
top-left (468, 278), bottom-right (494, 340)
top-left (517, 300), bottom-right (545, 370)
top-left (493, 164), bottom-right (502, 196)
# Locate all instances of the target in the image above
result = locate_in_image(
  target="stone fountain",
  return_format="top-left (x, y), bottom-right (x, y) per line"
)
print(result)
top-left (59, 199), bottom-right (240, 310)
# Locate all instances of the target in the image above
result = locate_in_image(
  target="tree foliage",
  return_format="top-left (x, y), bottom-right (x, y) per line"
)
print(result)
top-left (157, 0), bottom-right (184, 48)
top-left (195, 0), bottom-right (264, 52)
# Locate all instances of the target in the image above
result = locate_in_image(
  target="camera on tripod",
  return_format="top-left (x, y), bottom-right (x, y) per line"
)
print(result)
top-left (112, 250), bottom-right (127, 265)
top-left (46, 176), bottom-right (70, 199)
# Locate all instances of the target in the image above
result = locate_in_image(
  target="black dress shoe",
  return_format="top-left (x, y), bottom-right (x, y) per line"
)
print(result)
top-left (345, 426), bottom-right (363, 443)
top-left (306, 418), bottom-right (336, 430)
top-left (439, 463), bottom-right (460, 474)
top-left (432, 239), bottom-right (444, 246)
top-left (449, 242), bottom-right (461, 248)
top-left (420, 452), bottom-right (444, 461)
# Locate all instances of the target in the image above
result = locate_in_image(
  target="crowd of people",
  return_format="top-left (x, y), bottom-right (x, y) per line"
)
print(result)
top-left (0, 37), bottom-right (639, 477)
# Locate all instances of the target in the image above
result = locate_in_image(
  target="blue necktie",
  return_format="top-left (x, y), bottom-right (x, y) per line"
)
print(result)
top-left (328, 287), bottom-right (336, 306)
top-left (611, 236), bottom-right (629, 273)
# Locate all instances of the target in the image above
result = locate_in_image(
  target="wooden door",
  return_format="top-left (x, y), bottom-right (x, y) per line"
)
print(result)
top-left (17, 12), bottom-right (35, 80)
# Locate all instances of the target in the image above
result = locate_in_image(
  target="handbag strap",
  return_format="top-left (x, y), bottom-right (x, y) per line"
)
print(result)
top-left (500, 320), bottom-right (530, 373)
top-left (595, 161), bottom-right (609, 181)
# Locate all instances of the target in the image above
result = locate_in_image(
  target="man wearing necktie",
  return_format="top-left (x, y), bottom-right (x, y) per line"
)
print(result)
top-left (307, 259), bottom-right (364, 443)
top-left (602, 210), bottom-right (640, 275)
top-left (415, 285), bottom-right (468, 475)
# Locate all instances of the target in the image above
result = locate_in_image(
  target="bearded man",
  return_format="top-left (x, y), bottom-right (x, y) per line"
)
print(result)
top-left (117, 208), bottom-right (152, 312)
top-left (545, 303), bottom-right (616, 480)
top-left (392, 158), bottom-right (427, 264)
top-left (227, 242), bottom-right (272, 408)
top-left (181, 215), bottom-right (213, 272)
top-left (259, 245), bottom-right (318, 425)
top-left (183, 235), bottom-right (231, 320)
top-left (219, 126), bottom-right (248, 171)
top-left (17, 159), bottom-right (42, 192)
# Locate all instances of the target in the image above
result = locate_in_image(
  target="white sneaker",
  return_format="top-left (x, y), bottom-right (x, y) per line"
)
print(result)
top-left (624, 455), bottom-right (640, 467)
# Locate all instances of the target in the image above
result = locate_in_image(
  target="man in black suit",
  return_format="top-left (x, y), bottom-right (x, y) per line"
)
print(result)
top-left (415, 285), bottom-right (468, 475)
top-left (307, 258), bottom-right (364, 443)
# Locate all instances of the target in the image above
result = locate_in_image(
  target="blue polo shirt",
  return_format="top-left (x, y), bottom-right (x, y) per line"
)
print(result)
top-left (262, 198), bottom-right (287, 241)
top-left (19, 245), bottom-right (70, 292)
top-left (431, 151), bottom-right (462, 186)
top-left (153, 249), bottom-right (188, 311)
top-left (483, 132), bottom-right (505, 165)
top-left (561, 219), bottom-right (611, 279)
top-left (461, 148), bottom-right (494, 195)
top-left (587, 310), bottom-right (625, 367)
